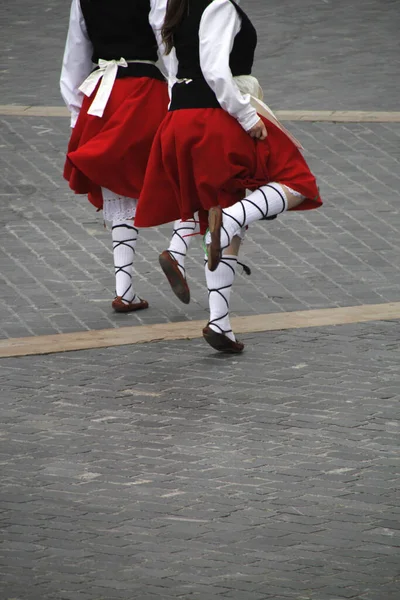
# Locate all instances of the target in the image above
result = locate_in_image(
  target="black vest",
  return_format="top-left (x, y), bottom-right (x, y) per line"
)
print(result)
top-left (171, 0), bottom-right (257, 109)
top-left (80, 0), bottom-right (164, 80)
top-left (175, 0), bottom-right (256, 79)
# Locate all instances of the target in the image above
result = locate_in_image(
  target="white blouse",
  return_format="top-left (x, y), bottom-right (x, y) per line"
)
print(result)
top-left (60, 0), bottom-right (171, 127)
top-left (199, 0), bottom-right (259, 132)
top-left (60, 0), bottom-right (258, 132)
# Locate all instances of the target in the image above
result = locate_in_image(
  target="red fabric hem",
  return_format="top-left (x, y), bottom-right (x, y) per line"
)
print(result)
top-left (64, 77), bottom-right (169, 208)
top-left (135, 109), bottom-right (322, 230)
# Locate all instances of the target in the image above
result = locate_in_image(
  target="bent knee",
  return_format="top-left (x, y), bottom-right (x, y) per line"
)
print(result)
top-left (282, 185), bottom-right (304, 209)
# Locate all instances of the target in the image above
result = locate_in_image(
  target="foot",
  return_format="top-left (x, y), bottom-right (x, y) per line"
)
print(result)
top-left (159, 250), bottom-right (190, 304)
top-left (112, 296), bottom-right (149, 313)
top-left (202, 325), bottom-right (244, 354)
top-left (207, 206), bottom-right (223, 271)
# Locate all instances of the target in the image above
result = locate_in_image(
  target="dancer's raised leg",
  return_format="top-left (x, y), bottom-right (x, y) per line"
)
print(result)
top-left (207, 184), bottom-right (303, 270)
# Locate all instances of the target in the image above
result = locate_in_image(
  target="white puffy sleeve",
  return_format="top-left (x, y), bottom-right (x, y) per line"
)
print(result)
top-left (60, 0), bottom-right (93, 127)
top-left (199, 0), bottom-right (259, 131)
top-left (149, 0), bottom-right (178, 96)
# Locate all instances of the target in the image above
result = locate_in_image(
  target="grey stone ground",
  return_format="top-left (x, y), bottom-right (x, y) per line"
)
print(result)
top-left (1, 116), bottom-right (400, 338)
top-left (0, 0), bottom-right (400, 599)
top-left (1, 0), bottom-right (399, 109)
top-left (0, 323), bottom-right (399, 600)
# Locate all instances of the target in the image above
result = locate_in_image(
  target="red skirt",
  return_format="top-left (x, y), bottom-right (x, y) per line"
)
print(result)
top-left (64, 77), bottom-right (169, 210)
top-left (135, 108), bottom-right (322, 232)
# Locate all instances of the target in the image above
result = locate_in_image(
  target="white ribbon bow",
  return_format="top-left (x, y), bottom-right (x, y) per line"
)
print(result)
top-left (79, 58), bottom-right (128, 118)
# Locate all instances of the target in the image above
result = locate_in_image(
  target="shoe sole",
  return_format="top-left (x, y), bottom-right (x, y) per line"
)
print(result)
top-left (208, 206), bottom-right (222, 272)
top-left (159, 252), bottom-right (190, 304)
top-left (202, 326), bottom-right (244, 354)
top-left (112, 299), bottom-right (149, 313)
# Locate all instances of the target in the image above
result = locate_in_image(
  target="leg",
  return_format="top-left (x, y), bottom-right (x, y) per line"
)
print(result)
top-left (111, 220), bottom-right (148, 312)
top-left (207, 184), bottom-right (303, 270)
top-left (159, 215), bottom-right (200, 304)
top-left (202, 231), bottom-right (245, 353)
top-left (102, 188), bottom-right (148, 313)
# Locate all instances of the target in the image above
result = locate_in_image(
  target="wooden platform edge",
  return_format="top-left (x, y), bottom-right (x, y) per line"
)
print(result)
top-left (0, 302), bottom-right (399, 359)
top-left (1, 106), bottom-right (400, 122)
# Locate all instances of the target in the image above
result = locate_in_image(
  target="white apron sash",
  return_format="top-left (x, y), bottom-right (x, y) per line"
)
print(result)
top-left (79, 58), bottom-right (156, 118)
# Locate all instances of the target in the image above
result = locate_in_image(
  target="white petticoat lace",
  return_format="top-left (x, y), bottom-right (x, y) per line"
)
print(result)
top-left (102, 188), bottom-right (137, 222)
top-left (284, 186), bottom-right (304, 198)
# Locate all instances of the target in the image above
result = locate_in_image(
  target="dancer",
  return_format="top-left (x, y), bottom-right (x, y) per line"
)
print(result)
top-left (61, 0), bottom-right (169, 312)
top-left (135, 0), bottom-right (322, 351)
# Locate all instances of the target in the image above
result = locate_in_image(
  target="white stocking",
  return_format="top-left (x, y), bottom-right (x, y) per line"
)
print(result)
top-left (167, 215), bottom-right (200, 277)
top-left (112, 220), bottom-right (139, 304)
top-left (219, 183), bottom-right (288, 248)
top-left (205, 254), bottom-right (237, 342)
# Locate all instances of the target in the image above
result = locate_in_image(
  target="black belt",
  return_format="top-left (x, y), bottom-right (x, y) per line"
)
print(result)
top-left (169, 78), bottom-right (222, 110)
top-left (92, 62), bottom-right (165, 82)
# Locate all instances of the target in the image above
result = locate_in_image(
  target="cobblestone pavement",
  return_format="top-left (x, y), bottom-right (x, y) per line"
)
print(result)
top-left (0, 321), bottom-right (399, 600)
top-left (1, 0), bottom-right (400, 599)
top-left (1, 115), bottom-right (400, 338)
top-left (1, 0), bottom-right (399, 338)
top-left (1, 0), bottom-right (399, 110)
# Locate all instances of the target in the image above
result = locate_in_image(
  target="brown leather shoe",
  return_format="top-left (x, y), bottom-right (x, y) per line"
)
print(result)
top-left (202, 325), bottom-right (244, 353)
top-left (159, 250), bottom-right (190, 304)
top-left (207, 206), bottom-right (222, 271)
top-left (112, 296), bottom-right (149, 313)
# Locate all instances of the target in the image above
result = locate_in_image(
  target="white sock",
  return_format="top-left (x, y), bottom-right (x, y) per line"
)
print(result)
top-left (167, 216), bottom-right (200, 277)
top-left (205, 254), bottom-right (237, 342)
top-left (220, 183), bottom-right (288, 248)
top-left (112, 219), bottom-right (140, 304)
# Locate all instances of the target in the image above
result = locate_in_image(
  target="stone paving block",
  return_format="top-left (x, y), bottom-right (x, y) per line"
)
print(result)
top-left (4, 125), bottom-right (400, 338)
top-left (1, 1), bottom-right (400, 599)
top-left (0, 7), bottom-right (400, 336)
top-left (1, 0), bottom-right (399, 110)
top-left (1, 321), bottom-right (399, 598)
